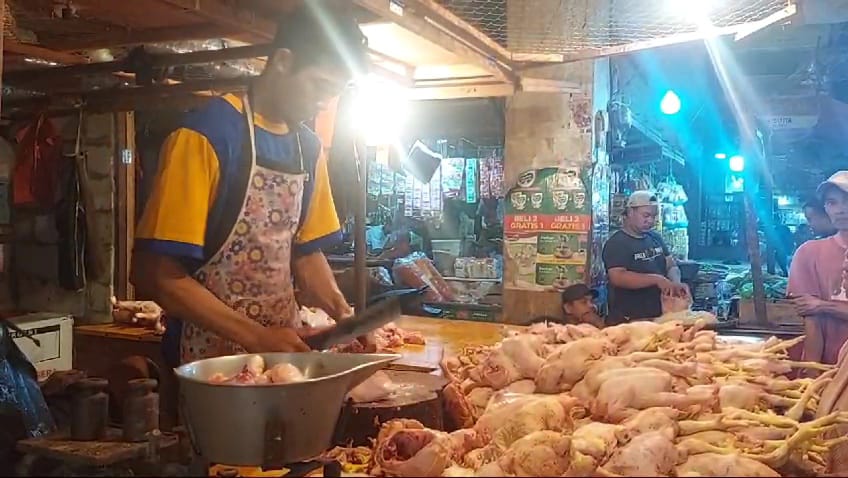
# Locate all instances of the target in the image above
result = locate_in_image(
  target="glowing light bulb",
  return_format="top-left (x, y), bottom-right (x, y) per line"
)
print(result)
top-left (660, 90), bottom-right (681, 115)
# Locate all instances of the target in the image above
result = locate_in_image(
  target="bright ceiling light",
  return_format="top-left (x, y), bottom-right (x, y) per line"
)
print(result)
top-left (729, 155), bottom-right (745, 172)
top-left (353, 74), bottom-right (410, 147)
top-left (714, 153), bottom-right (727, 159)
top-left (669, 0), bottom-right (717, 28)
top-left (660, 90), bottom-right (681, 115)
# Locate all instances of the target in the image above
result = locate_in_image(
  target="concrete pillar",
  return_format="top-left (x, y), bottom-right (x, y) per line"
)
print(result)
top-left (502, 0), bottom-right (603, 322)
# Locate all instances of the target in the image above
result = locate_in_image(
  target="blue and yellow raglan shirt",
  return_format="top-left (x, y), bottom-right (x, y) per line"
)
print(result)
top-left (135, 93), bottom-right (342, 271)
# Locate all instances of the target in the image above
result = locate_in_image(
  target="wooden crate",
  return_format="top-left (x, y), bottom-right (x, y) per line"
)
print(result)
top-left (739, 299), bottom-right (802, 326)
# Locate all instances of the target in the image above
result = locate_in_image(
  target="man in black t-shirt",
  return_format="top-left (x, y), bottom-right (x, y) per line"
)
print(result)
top-left (603, 191), bottom-right (688, 325)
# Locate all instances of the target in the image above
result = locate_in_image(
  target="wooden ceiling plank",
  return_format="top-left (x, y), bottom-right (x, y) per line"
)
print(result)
top-left (51, 23), bottom-right (240, 51)
top-left (354, 0), bottom-right (514, 84)
top-left (4, 39), bottom-right (90, 65)
top-left (4, 44), bottom-right (270, 84)
top-left (157, 0), bottom-right (275, 41)
top-left (410, 81), bottom-right (513, 100)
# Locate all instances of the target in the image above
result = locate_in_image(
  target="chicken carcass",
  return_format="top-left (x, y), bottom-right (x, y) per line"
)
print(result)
top-left (474, 393), bottom-right (580, 448)
top-left (676, 453), bottom-right (780, 477)
top-left (372, 419), bottom-right (467, 477)
top-left (496, 431), bottom-right (585, 477)
top-left (209, 355), bottom-right (270, 385)
top-left (601, 430), bottom-right (681, 477)
top-left (475, 335), bottom-right (546, 390)
top-left (535, 337), bottom-right (615, 393)
top-left (592, 368), bottom-right (717, 422)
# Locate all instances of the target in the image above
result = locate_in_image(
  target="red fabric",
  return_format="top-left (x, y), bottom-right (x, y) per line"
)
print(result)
top-left (13, 116), bottom-right (64, 209)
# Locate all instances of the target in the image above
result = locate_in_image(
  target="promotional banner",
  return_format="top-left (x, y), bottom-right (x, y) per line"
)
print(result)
top-left (504, 167), bottom-right (591, 291)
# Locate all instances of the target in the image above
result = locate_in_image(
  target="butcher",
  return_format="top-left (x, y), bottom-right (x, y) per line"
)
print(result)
top-left (602, 191), bottom-right (688, 325)
top-left (131, 4), bottom-right (368, 366)
top-left (789, 171), bottom-right (848, 365)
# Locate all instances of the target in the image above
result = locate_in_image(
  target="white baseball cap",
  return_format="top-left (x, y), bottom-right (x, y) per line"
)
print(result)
top-left (627, 190), bottom-right (660, 208)
top-left (817, 171), bottom-right (848, 198)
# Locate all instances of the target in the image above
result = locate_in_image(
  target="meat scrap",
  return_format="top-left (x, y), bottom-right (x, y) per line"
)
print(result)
top-left (347, 371), bottom-right (397, 403)
top-left (207, 355), bottom-right (305, 385)
top-left (333, 322), bottom-right (427, 354)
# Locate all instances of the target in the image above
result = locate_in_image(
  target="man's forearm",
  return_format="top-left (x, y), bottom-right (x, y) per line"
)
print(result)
top-left (132, 252), bottom-right (264, 351)
top-left (293, 251), bottom-right (352, 319)
top-left (667, 266), bottom-right (682, 284)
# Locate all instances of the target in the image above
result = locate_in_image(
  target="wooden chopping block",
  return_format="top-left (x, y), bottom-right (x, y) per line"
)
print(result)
top-left (333, 371), bottom-right (447, 447)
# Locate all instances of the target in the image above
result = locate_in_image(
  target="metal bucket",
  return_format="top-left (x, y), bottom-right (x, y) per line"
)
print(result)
top-left (174, 352), bottom-right (399, 466)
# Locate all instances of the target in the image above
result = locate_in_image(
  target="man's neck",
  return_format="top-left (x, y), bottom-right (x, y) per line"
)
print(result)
top-left (622, 224), bottom-right (645, 238)
top-left (250, 83), bottom-right (288, 126)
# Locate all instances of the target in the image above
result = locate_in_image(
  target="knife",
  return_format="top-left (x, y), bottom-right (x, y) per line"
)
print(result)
top-left (303, 296), bottom-right (402, 351)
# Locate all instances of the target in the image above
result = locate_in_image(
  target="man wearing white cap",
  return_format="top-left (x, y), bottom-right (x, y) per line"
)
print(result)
top-left (602, 191), bottom-right (688, 325)
top-left (789, 171), bottom-right (848, 365)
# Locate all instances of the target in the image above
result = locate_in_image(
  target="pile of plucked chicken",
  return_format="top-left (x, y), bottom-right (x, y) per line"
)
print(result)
top-left (337, 319), bottom-right (848, 477)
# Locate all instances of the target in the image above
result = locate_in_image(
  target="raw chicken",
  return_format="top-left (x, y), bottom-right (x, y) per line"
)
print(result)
top-left (348, 371), bottom-right (396, 403)
top-left (207, 355), bottom-right (305, 385)
top-left (264, 363), bottom-right (305, 384)
top-left (601, 430), bottom-right (681, 477)
top-left (676, 453), bottom-right (780, 477)
top-left (371, 420), bottom-right (481, 477)
top-left (571, 421), bottom-right (628, 462)
top-left (497, 431), bottom-right (578, 476)
top-left (535, 337), bottom-right (615, 393)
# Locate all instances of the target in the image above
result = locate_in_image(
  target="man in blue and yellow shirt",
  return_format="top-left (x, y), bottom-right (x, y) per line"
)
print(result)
top-left (132, 3), bottom-right (368, 365)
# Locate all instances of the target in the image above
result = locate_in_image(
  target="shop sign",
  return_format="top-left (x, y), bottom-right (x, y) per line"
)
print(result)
top-left (759, 115), bottom-right (818, 131)
top-left (504, 167), bottom-right (591, 291)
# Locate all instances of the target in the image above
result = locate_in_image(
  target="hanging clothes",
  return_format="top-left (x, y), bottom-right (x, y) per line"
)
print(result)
top-left (13, 115), bottom-right (64, 210)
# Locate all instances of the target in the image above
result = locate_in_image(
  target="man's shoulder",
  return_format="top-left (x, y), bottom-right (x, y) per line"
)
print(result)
top-left (178, 95), bottom-right (244, 152)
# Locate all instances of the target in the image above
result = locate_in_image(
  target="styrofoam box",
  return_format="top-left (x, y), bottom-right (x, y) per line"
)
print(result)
top-left (8, 312), bottom-right (74, 381)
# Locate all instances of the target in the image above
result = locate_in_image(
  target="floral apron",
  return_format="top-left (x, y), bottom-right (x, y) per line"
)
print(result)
top-left (180, 96), bottom-right (307, 364)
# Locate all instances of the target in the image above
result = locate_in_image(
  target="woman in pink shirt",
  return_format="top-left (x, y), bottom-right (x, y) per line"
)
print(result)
top-left (789, 171), bottom-right (848, 364)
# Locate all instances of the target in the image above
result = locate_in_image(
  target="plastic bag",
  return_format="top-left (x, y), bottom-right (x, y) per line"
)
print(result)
top-left (392, 252), bottom-right (456, 302)
top-left (0, 321), bottom-right (55, 447)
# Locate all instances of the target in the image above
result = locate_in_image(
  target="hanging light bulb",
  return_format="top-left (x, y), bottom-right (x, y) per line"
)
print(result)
top-left (660, 90), bottom-right (681, 115)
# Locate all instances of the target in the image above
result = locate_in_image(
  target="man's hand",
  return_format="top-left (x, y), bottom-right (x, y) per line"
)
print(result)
top-left (654, 276), bottom-right (689, 298)
top-left (246, 327), bottom-right (311, 353)
top-left (792, 294), bottom-right (828, 316)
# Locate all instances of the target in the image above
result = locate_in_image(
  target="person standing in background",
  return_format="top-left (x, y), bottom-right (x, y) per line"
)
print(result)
top-left (789, 171), bottom-right (848, 365)
top-left (803, 198), bottom-right (837, 239)
top-left (602, 191), bottom-right (688, 325)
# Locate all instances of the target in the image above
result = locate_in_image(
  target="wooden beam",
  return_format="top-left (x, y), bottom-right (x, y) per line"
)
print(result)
top-left (4, 39), bottom-right (90, 65)
top-left (410, 81), bottom-right (513, 100)
top-left (3, 77), bottom-right (253, 116)
top-left (354, 0), bottom-right (515, 84)
top-left (51, 23), bottom-right (240, 52)
top-left (158, 0), bottom-right (274, 41)
top-left (115, 112), bottom-right (136, 300)
top-left (4, 44), bottom-right (270, 85)
top-left (520, 77), bottom-right (584, 95)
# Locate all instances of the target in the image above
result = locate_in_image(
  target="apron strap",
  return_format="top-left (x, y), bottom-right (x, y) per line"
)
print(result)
top-left (199, 93), bottom-right (257, 267)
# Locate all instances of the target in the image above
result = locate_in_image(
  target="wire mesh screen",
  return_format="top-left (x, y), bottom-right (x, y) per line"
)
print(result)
top-left (437, 0), bottom-right (792, 55)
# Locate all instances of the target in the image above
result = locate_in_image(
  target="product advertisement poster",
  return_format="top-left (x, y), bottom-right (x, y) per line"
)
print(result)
top-left (504, 167), bottom-right (591, 291)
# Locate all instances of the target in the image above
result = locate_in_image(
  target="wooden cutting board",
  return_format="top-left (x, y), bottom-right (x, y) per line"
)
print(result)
top-left (387, 341), bottom-right (445, 372)
top-left (333, 370), bottom-right (448, 446)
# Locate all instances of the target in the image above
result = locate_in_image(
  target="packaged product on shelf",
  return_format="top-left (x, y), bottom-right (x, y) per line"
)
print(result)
top-left (393, 252), bottom-right (457, 302)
